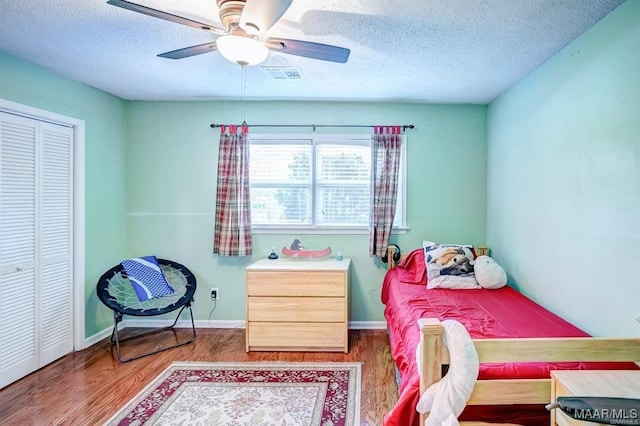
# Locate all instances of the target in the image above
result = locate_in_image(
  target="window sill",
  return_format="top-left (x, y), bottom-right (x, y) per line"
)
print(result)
top-left (251, 226), bottom-right (408, 235)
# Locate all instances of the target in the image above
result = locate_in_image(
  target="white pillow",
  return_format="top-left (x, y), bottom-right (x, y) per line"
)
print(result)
top-left (474, 255), bottom-right (507, 289)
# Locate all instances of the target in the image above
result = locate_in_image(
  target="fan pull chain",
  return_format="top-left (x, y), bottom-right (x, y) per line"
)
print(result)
top-left (240, 64), bottom-right (247, 125)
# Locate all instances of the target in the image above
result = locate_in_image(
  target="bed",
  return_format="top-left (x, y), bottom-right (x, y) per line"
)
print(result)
top-left (381, 246), bottom-right (640, 426)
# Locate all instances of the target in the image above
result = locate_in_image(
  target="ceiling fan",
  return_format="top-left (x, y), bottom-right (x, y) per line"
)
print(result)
top-left (106, 0), bottom-right (350, 66)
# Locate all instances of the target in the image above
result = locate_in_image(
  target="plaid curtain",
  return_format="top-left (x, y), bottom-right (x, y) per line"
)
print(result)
top-left (213, 124), bottom-right (253, 256)
top-left (369, 126), bottom-right (402, 257)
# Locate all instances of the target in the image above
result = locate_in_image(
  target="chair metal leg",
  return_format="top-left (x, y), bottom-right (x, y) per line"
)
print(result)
top-left (110, 302), bottom-right (197, 362)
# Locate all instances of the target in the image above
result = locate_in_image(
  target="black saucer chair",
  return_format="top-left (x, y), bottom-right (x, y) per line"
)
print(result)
top-left (96, 259), bottom-right (197, 362)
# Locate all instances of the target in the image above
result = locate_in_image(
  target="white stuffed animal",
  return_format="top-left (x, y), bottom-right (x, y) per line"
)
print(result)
top-left (474, 255), bottom-right (507, 289)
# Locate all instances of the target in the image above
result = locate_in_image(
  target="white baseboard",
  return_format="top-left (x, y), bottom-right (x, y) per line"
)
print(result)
top-left (348, 321), bottom-right (387, 330)
top-left (124, 319), bottom-right (246, 329)
top-left (84, 327), bottom-right (113, 349)
top-left (83, 320), bottom-right (386, 349)
top-left (194, 320), bottom-right (246, 329)
top-left (124, 319), bottom-right (387, 329)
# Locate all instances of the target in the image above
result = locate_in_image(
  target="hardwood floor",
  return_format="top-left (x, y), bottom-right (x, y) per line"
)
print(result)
top-left (0, 328), bottom-right (398, 425)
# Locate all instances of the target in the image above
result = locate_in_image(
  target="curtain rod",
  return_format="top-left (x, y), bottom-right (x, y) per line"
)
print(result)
top-left (210, 123), bottom-right (415, 132)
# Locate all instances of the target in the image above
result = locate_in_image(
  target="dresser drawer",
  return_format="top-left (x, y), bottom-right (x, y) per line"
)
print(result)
top-left (247, 322), bottom-right (346, 351)
top-left (246, 271), bottom-right (345, 297)
top-left (245, 258), bottom-right (350, 353)
top-left (247, 296), bottom-right (345, 322)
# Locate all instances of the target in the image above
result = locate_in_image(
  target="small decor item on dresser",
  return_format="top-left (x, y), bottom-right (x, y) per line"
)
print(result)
top-left (268, 247), bottom-right (279, 260)
top-left (281, 239), bottom-right (332, 258)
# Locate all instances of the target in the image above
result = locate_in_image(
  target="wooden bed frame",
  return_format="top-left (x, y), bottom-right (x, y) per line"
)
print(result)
top-left (385, 246), bottom-right (640, 426)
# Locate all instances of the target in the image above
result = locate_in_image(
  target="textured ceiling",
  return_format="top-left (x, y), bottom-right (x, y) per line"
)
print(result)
top-left (0, 0), bottom-right (625, 103)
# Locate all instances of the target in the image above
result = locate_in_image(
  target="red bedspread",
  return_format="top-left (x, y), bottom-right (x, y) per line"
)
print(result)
top-left (382, 249), bottom-right (637, 426)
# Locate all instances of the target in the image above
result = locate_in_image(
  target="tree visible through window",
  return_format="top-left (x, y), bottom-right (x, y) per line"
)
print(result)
top-left (316, 144), bottom-right (370, 226)
top-left (249, 135), bottom-right (405, 230)
top-left (274, 149), bottom-right (310, 223)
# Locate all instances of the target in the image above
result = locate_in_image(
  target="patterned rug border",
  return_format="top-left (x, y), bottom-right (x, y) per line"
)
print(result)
top-left (105, 361), bottom-right (362, 425)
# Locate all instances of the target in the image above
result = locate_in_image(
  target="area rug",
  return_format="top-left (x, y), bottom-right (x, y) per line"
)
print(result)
top-left (105, 361), bottom-right (361, 426)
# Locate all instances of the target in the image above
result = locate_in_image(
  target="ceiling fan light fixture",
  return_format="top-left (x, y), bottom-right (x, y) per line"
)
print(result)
top-left (216, 35), bottom-right (269, 66)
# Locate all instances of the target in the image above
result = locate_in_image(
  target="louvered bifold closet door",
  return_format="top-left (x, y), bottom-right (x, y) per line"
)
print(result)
top-left (0, 112), bottom-right (74, 389)
top-left (38, 122), bottom-right (73, 366)
top-left (0, 113), bottom-right (38, 388)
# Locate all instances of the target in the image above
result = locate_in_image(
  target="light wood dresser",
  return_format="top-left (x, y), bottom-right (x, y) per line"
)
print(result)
top-left (550, 370), bottom-right (640, 425)
top-left (245, 257), bottom-right (350, 353)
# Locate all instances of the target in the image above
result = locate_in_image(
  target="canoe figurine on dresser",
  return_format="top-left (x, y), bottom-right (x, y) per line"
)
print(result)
top-left (281, 239), bottom-right (332, 258)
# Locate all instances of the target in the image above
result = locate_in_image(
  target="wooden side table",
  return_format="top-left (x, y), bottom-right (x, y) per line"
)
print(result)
top-left (245, 257), bottom-right (350, 352)
top-left (550, 370), bottom-right (640, 425)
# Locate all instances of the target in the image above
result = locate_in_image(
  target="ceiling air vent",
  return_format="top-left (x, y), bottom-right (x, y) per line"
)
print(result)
top-left (261, 66), bottom-right (304, 80)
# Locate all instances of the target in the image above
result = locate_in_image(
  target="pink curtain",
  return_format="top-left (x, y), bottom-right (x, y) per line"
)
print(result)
top-left (213, 124), bottom-right (253, 256)
top-left (369, 126), bottom-right (402, 257)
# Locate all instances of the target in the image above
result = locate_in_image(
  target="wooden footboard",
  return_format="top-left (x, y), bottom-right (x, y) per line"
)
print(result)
top-left (417, 318), bottom-right (640, 425)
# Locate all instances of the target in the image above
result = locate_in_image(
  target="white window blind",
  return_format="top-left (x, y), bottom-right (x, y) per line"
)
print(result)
top-left (250, 140), bottom-right (312, 225)
top-left (249, 134), bottom-right (406, 231)
top-left (315, 143), bottom-right (370, 226)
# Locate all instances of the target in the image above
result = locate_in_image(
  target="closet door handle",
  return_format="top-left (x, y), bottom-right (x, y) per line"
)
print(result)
top-left (16, 266), bottom-right (23, 271)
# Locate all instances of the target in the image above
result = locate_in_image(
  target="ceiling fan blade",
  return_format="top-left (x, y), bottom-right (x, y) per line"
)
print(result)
top-left (266, 38), bottom-right (350, 63)
top-left (106, 0), bottom-right (225, 35)
top-left (158, 42), bottom-right (218, 60)
top-left (240, 0), bottom-right (293, 35)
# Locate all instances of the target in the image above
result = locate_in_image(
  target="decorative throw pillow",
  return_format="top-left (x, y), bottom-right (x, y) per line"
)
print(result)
top-left (121, 255), bottom-right (175, 301)
top-left (474, 255), bottom-right (507, 289)
top-left (423, 242), bottom-right (480, 290)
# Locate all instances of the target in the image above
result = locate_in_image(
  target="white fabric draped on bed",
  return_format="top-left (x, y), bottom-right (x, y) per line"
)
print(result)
top-left (416, 319), bottom-right (480, 426)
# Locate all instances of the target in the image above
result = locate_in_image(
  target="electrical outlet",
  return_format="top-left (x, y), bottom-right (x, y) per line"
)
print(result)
top-left (210, 288), bottom-right (219, 300)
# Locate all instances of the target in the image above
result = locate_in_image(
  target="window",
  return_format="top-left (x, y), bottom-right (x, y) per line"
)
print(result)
top-left (249, 134), bottom-right (406, 232)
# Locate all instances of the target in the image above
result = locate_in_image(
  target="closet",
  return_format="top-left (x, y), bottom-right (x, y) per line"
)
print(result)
top-left (0, 111), bottom-right (74, 389)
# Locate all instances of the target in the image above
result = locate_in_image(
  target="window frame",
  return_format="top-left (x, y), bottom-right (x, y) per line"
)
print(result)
top-left (248, 133), bottom-right (407, 234)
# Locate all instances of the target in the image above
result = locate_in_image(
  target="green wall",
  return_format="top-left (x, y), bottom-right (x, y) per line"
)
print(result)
top-left (0, 49), bottom-right (487, 331)
top-left (125, 101), bottom-right (487, 322)
top-left (487, 0), bottom-right (639, 336)
top-left (0, 51), bottom-right (128, 337)
top-left (2, 0), bottom-right (636, 340)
